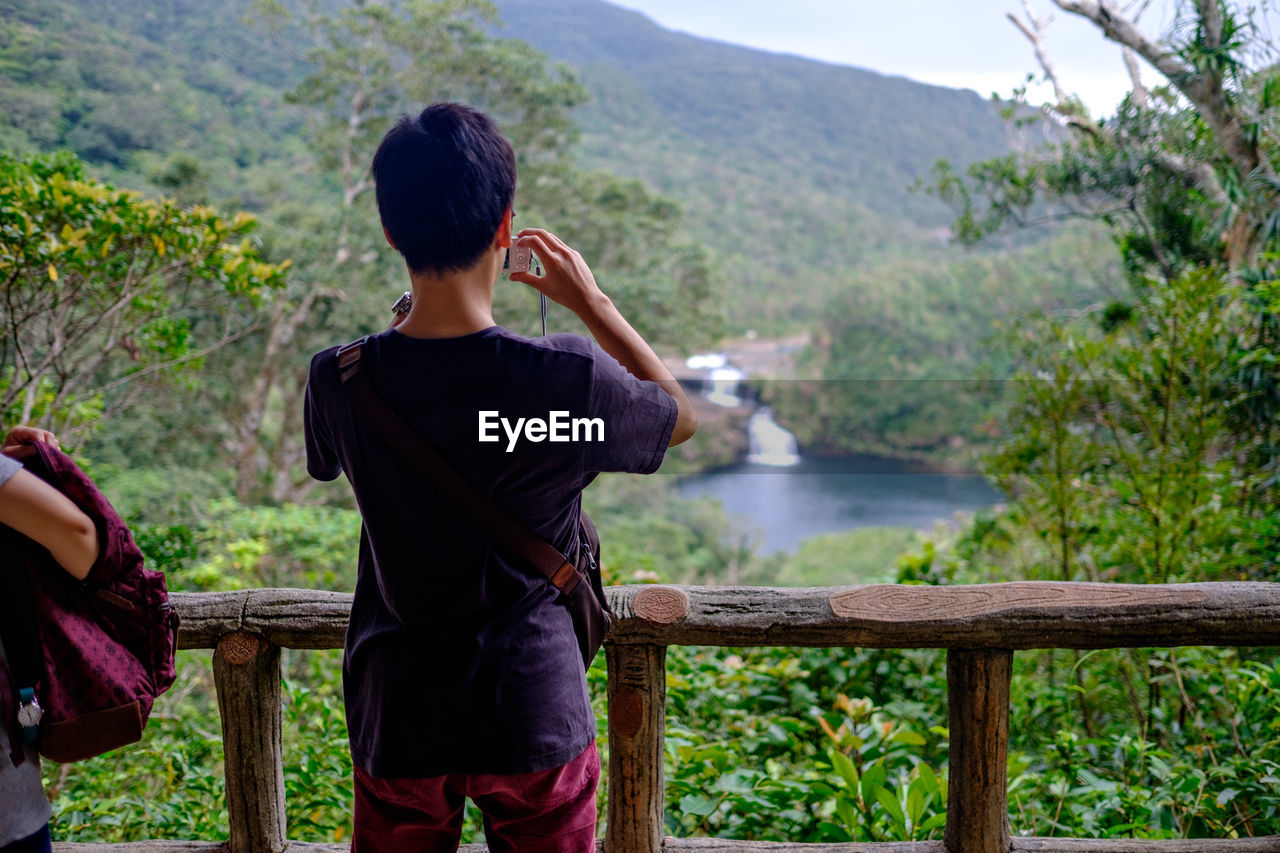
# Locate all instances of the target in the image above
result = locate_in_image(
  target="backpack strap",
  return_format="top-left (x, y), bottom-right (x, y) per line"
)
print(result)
top-left (0, 518), bottom-right (45, 764)
top-left (336, 338), bottom-right (584, 595)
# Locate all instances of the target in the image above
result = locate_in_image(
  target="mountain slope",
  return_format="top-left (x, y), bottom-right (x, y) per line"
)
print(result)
top-left (493, 0), bottom-right (1016, 329)
top-left (0, 0), bottom-right (1020, 331)
top-left (497, 0), bottom-right (1009, 220)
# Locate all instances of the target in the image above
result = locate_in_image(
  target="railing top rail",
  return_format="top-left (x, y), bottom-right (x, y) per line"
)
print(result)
top-left (172, 581), bottom-right (1280, 652)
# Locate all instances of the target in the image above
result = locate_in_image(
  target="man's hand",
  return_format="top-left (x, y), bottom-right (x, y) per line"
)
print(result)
top-left (2, 426), bottom-right (60, 459)
top-left (508, 228), bottom-right (607, 318)
top-left (508, 228), bottom-right (697, 446)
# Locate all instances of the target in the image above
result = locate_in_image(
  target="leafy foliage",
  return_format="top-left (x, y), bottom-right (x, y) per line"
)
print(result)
top-left (767, 225), bottom-right (1118, 465)
top-left (777, 527), bottom-right (923, 587)
top-left (42, 652), bottom-right (229, 841)
top-left (983, 269), bottom-right (1271, 584)
top-left (0, 151), bottom-right (287, 437)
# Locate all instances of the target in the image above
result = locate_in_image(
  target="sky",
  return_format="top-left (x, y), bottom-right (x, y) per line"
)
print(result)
top-left (606, 0), bottom-right (1279, 116)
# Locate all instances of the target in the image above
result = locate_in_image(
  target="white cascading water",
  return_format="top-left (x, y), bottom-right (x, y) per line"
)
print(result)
top-left (746, 408), bottom-right (800, 466)
top-left (686, 352), bottom-right (800, 466)
top-left (705, 366), bottom-right (745, 407)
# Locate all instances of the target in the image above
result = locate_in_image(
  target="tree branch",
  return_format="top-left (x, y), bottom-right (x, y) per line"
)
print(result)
top-left (1052, 0), bottom-right (1260, 175)
top-left (94, 317), bottom-right (267, 397)
top-left (1122, 46), bottom-right (1149, 109)
top-left (1197, 0), bottom-right (1222, 50)
top-left (1152, 148), bottom-right (1228, 205)
top-left (1009, 3), bottom-right (1102, 136)
top-left (1052, 0), bottom-right (1191, 85)
top-left (1010, 2), bottom-right (1066, 105)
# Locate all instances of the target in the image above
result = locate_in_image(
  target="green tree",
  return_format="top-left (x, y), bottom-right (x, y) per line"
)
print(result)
top-left (936, 0), bottom-right (1279, 277)
top-left (924, 1), bottom-right (1280, 789)
top-left (768, 226), bottom-right (1116, 465)
top-left (984, 269), bottom-right (1262, 584)
top-left (0, 150), bottom-right (287, 438)
top-left (931, 0), bottom-right (1280, 578)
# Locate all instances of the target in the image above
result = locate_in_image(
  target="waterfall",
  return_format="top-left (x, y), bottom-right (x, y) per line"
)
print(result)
top-left (706, 366), bottom-right (745, 407)
top-left (685, 352), bottom-right (800, 466)
top-left (747, 408), bottom-right (800, 467)
top-left (686, 354), bottom-right (744, 406)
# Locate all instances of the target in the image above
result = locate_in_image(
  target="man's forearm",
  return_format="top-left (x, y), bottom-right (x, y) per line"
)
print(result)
top-left (577, 291), bottom-right (697, 446)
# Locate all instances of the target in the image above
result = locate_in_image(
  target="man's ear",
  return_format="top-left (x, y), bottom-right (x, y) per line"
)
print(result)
top-left (496, 205), bottom-right (514, 249)
top-left (382, 222), bottom-right (398, 250)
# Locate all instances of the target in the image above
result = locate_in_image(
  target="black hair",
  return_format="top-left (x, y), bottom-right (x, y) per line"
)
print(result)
top-left (371, 103), bottom-right (516, 276)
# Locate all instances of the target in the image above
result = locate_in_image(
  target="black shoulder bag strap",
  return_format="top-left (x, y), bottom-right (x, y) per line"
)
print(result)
top-left (335, 338), bottom-right (587, 596)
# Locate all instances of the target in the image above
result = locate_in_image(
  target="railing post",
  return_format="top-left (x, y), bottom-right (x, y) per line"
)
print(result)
top-left (213, 631), bottom-right (286, 853)
top-left (945, 648), bottom-right (1012, 853)
top-left (606, 643), bottom-right (666, 853)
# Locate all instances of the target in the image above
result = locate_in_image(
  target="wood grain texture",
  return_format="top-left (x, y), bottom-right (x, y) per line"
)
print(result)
top-left (609, 582), bottom-right (1280, 649)
top-left (172, 583), bottom-right (1280, 651)
top-left (945, 649), bottom-right (1012, 853)
top-left (175, 590), bottom-right (351, 650)
top-left (829, 583), bottom-right (1206, 622)
top-left (214, 633), bottom-right (286, 853)
top-left (607, 644), bottom-right (667, 853)
top-left (660, 840), bottom-right (1280, 853)
top-left (633, 586), bottom-right (690, 624)
top-left (53, 846), bottom-right (225, 852)
top-left (1010, 840), bottom-right (1280, 852)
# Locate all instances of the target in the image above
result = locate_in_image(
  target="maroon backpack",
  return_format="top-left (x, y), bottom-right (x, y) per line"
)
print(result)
top-left (0, 442), bottom-right (179, 764)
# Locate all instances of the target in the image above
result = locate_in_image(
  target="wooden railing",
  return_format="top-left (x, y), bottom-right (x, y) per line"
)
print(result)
top-left (53, 582), bottom-right (1280, 853)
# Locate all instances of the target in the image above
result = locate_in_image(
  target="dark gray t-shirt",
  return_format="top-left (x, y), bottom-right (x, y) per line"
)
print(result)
top-left (0, 455), bottom-right (53, 844)
top-left (304, 326), bottom-right (676, 777)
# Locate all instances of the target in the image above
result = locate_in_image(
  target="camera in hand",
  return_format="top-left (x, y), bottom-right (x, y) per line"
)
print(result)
top-left (503, 244), bottom-right (534, 276)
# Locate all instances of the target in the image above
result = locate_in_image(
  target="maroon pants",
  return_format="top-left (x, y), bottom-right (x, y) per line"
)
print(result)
top-left (352, 743), bottom-right (600, 853)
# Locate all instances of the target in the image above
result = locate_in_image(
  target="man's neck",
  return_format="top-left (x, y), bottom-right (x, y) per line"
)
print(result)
top-left (393, 259), bottom-right (499, 339)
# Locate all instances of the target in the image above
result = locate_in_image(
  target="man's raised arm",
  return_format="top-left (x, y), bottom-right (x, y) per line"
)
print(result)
top-left (510, 228), bottom-right (697, 446)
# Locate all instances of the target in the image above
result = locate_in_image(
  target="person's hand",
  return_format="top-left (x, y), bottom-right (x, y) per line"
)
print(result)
top-left (2, 426), bottom-right (59, 459)
top-left (508, 228), bottom-right (607, 318)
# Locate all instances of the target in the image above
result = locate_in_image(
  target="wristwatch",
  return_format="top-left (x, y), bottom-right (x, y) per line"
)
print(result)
top-left (17, 687), bottom-right (42, 744)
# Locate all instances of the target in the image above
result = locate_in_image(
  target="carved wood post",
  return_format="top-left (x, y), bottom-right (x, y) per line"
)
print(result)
top-left (606, 643), bottom-right (666, 853)
top-left (214, 632), bottom-right (286, 853)
top-left (946, 648), bottom-right (1013, 853)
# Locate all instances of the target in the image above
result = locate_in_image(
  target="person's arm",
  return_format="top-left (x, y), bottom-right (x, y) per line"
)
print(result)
top-left (510, 228), bottom-right (697, 446)
top-left (0, 469), bottom-right (99, 580)
top-left (0, 427), bottom-right (99, 580)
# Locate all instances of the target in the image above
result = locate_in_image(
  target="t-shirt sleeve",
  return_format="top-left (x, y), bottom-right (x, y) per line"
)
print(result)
top-left (304, 352), bottom-right (342, 482)
top-left (582, 343), bottom-right (678, 475)
top-left (0, 454), bottom-right (21, 488)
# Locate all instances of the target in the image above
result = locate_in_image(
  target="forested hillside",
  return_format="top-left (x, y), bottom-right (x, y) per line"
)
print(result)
top-left (495, 0), bottom-right (1019, 328)
top-left (0, 0), bottom-right (1107, 470)
top-left (0, 0), bottom-right (307, 201)
top-left (0, 0), bottom-right (1042, 333)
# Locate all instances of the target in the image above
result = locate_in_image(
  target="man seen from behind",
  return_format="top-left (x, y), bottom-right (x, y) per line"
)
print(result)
top-left (303, 102), bottom-right (696, 852)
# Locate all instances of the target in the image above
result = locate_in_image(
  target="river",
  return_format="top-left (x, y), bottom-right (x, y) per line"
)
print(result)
top-left (674, 454), bottom-right (1003, 553)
